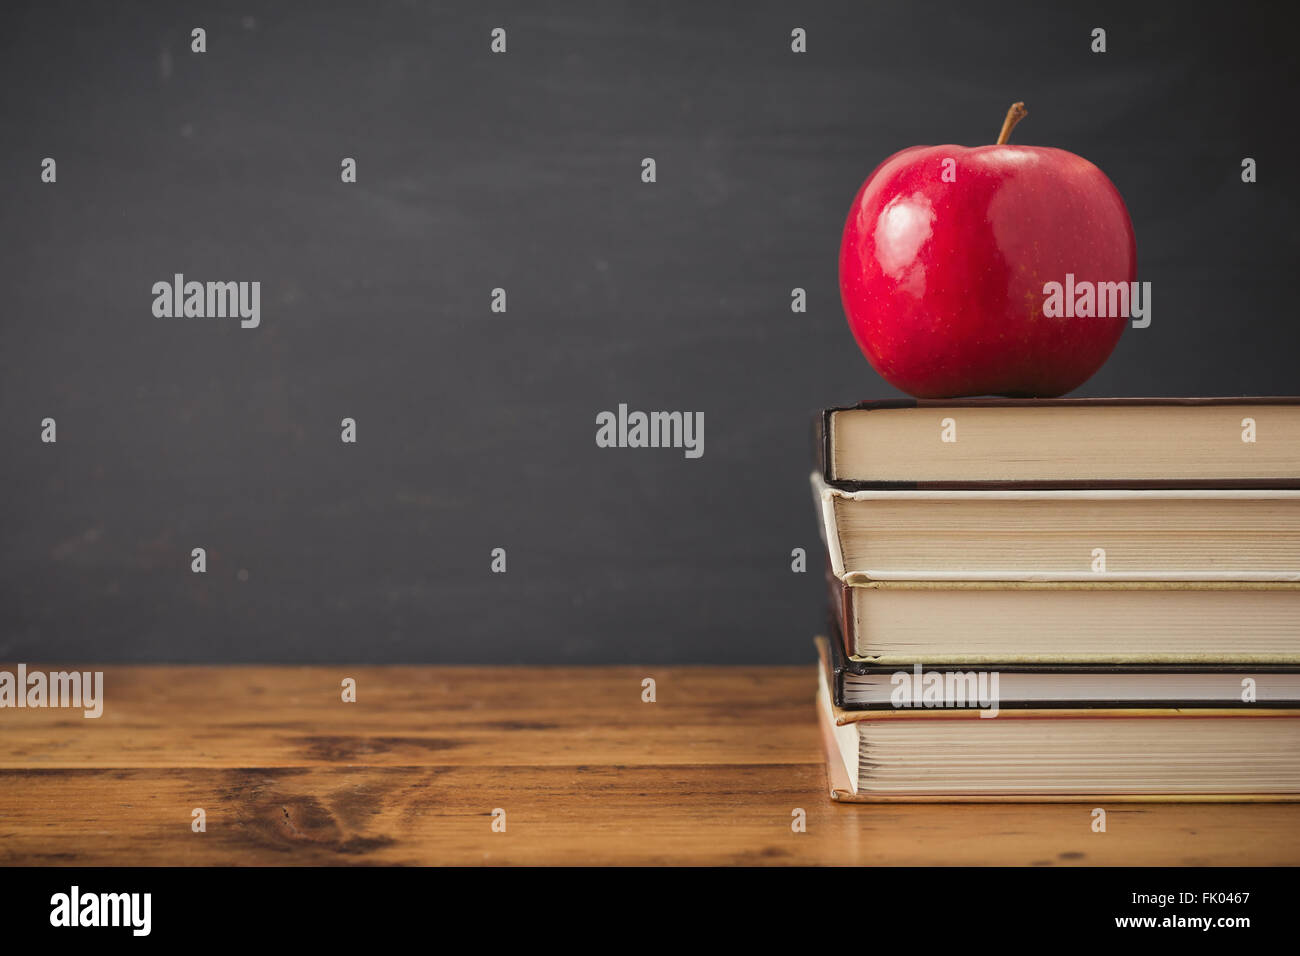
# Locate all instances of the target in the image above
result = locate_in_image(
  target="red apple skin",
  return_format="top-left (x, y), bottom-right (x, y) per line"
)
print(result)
top-left (839, 144), bottom-right (1136, 398)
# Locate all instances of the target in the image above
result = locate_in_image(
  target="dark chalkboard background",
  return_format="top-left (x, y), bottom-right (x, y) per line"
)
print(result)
top-left (1, 0), bottom-right (1296, 663)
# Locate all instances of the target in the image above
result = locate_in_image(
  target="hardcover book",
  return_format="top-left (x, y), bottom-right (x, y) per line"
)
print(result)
top-left (823, 575), bottom-right (1300, 665)
top-left (818, 397), bottom-right (1300, 489)
top-left (815, 637), bottom-right (1300, 802)
top-left (819, 630), bottom-right (1300, 710)
top-left (812, 471), bottom-right (1300, 581)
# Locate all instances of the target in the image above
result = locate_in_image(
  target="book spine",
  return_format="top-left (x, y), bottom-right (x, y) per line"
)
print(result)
top-left (819, 398), bottom-right (1300, 489)
top-left (824, 558), bottom-right (855, 661)
top-left (813, 409), bottom-right (829, 482)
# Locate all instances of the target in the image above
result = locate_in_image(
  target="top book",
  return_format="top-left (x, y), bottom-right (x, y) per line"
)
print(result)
top-left (819, 398), bottom-right (1300, 488)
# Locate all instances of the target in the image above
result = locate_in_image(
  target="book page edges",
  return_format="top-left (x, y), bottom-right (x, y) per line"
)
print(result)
top-left (815, 636), bottom-right (1300, 803)
top-left (810, 471), bottom-right (846, 579)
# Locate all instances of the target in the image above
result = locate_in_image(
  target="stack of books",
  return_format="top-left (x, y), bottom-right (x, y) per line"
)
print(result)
top-left (810, 397), bottom-right (1300, 801)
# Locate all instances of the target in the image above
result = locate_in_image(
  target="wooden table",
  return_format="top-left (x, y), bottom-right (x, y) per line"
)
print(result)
top-left (2, 666), bottom-right (1296, 865)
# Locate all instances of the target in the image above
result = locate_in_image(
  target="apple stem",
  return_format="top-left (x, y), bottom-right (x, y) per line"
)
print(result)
top-left (996, 102), bottom-right (1028, 145)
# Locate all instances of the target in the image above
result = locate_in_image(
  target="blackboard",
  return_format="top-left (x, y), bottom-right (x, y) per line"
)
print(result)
top-left (1, 0), bottom-right (1296, 662)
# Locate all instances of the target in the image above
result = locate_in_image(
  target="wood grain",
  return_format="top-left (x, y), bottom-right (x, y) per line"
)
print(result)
top-left (2, 665), bottom-right (1297, 865)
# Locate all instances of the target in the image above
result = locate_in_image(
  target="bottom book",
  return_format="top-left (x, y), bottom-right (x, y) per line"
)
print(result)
top-left (815, 637), bottom-right (1300, 802)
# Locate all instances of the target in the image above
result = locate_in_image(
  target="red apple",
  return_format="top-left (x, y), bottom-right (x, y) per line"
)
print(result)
top-left (838, 103), bottom-right (1136, 398)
